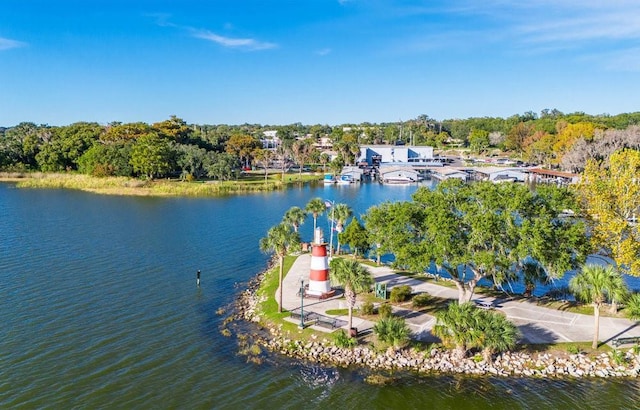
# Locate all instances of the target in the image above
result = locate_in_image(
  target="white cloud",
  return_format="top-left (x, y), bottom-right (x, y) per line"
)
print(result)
top-left (192, 30), bottom-right (277, 50)
top-left (0, 37), bottom-right (27, 51)
top-left (316, 48), bottom-right (332, 56)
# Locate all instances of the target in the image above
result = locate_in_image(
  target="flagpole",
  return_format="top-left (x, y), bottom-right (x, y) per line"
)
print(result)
top-left (325, 199), bottom-right (335, 259)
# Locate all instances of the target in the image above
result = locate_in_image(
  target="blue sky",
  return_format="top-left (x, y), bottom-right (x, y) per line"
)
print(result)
top-left (2, 0), bottom-right (640, 126)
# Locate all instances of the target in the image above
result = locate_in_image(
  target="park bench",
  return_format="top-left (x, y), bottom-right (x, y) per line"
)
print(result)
top-left (475, 300), bottom-right (494, 310)
top-left (314, 316), bottom-right (340, 329)
top-left (612, 336), bottom-right (640, 347)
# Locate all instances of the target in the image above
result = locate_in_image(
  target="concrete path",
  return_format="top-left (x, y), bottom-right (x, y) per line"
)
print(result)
top-left (279, 254), bottom-right (640, 345)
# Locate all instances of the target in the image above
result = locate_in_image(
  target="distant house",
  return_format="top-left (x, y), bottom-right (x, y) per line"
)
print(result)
top-left (525, 168), bottom-right (580, 185)
top-left (314, 137), bottom-right (333, 150)
top-left (473, 167), bottom-right (527, 183)
top-left (261, 131), bottom-right (280, 149)
top-left (320, 150), bottom-right (339, 162)
top-left (430, 168), bottom-right (469, 182)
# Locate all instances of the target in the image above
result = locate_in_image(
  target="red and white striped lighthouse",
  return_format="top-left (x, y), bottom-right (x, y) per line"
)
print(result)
top-left (307, 227), bottom-right (332, 296)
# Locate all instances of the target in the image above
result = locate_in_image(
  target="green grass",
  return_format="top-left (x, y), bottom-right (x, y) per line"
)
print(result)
top-left (8, 172), bottom-right (322, 197)
top-left (254, 254), bottom-right (333, 341)
top-left (325, 308), bottom-right (350, 316)
top-left (256, 255), bottom-right (297, 321)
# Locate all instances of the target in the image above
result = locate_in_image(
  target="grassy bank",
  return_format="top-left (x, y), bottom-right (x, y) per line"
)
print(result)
top-left (0, 172), bottom-right (321, 197)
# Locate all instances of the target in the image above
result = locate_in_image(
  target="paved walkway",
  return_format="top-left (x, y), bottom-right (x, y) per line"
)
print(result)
top-left (279, 254), bottom-right (640, 345)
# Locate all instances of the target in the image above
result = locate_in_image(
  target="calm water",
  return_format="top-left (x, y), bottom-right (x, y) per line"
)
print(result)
top-left (1, 181), bottom-right (639, 409)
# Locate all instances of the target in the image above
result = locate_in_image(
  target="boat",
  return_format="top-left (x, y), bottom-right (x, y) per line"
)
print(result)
top-left (336, 175), bottom-right (354, 184)
top-left (382, 176), bottom-right (415, 185)
top-left (323, 174), bottom-right (336, 184)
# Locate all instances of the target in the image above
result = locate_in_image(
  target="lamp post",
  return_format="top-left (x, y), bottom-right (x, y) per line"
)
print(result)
top-left (299, 276), bottom-right (305, 329)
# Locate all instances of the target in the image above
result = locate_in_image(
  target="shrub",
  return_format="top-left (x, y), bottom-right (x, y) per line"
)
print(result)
top-left (567, 344), bottom-right (583, 355)
top-left (373, 316), bottom-right (411, 348)
top-left (361, 301), bottom-right (375, 315)
top-left (390, 285), bottom-right (413, 303)
top-left (610, 349), bottom-right (627, 366)
top-left (333, 329), bottom-right (357, 348)
top-left (412, 293), bottom-right (432, 308)
top-left (378, 303), bottom-right (393, 318)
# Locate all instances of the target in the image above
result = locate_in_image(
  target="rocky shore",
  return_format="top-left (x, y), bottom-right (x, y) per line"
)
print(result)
top-left (233, 270), bottom-right (640, 379)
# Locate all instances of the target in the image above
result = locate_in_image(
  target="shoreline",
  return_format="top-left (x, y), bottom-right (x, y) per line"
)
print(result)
top-left (0, 172), bottom-right (320, 197)
top-left (232, 261), bottom-right (640, 381)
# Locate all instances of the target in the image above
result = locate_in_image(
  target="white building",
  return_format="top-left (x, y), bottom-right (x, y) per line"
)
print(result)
top-left (261, 130), bottom-right (280, 149)
top-left (379, 166), bottom-right (419, 184)
top-left (358, 145), bottom-right (434, 166)
top-left (340, 166), bottom-right (364, 182)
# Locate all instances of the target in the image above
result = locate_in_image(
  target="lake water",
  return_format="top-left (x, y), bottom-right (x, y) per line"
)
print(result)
top-left (1, 181), bottom-right (639, 409)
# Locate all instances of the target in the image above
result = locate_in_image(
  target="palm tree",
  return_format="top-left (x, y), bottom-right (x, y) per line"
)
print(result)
top-left (319, 153), bottom-right (330, 172)
top-left (433, 302), bottom-right (481, 358)
top-left (570, 264), bottom-right (629, 349)
top-left (283, 206), bottom-right (306, 233)
top-left (625, 293), bottom-right (640, 320)
top-left (479, 311), bottom-right (519, 362)
top-left (373, 316), bottom-right (411, 348)
top-left (305, 197), bottom-right (326, 232)
top-left (333, 203), bottom-right (352, 255)
top-left (521, 260), bottom-right (550, 297)
top-left (329, 257), bottom-right (373, 335)
top-left (260, 223), bottom-right (300, 313)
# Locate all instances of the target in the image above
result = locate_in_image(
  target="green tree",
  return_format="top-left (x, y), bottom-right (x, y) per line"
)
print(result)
top-left (389, 179), bottom-right (587, 303)
top-left (329, 257), bottom-right (373, 333)
top-left (152, 116), bottom-right (192, 144)
top-left (176, 144), bottom-right (208, 179)
top-left (283, 206), bottom-right (306, 233)
top-left (339, 218), bottom-right (370, 258)
top-left (225, 134), bottom-right (262, 168)
top-left (260, 223), bottom-right (300, 313)
top-left (363, 202), bottom-right (414, 266)
top-left (305, 197), bottom-right (326, 232)
top-left (570, 264), bottom-right (629, 349)
top-left (468, 129), bottom-right (490, 153)
top-left (78, 143), bottom-right (132, 177)
top-left (130, 133), bottom-right (173, 179)
top-left (333, 203), bottom-right (352, 255)
top-left (205, 152), bottom-right (240, 181)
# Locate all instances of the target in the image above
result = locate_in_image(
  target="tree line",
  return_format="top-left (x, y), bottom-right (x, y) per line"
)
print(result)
top-left (3, 110), bottom-right (640, 179)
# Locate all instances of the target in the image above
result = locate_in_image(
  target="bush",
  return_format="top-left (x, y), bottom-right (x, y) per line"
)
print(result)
top-left (567, 344), bottom-right (583, 355)
top-left (378, 303), bottom-right (393, 318)
top-left (361, 301), bottom-right (375, 315)
top-left (333, 329), bottom-right (357, 348)
top-left (390, 285), bottom-right (412, 303)
top-left (412, 293), bottom-right (432, 308)
top-left (373, 316), bottom-right (411, 348)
